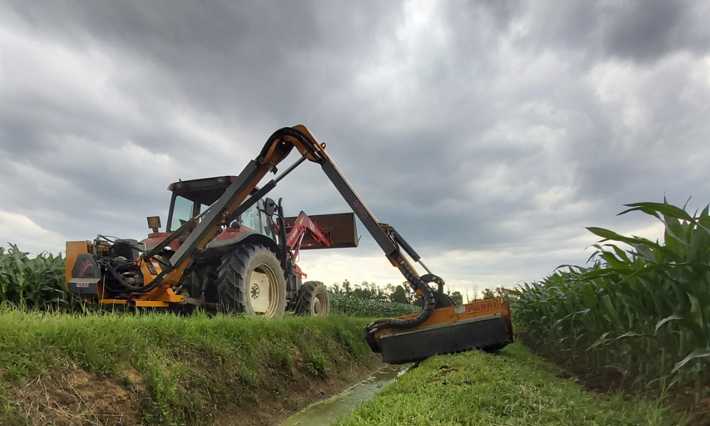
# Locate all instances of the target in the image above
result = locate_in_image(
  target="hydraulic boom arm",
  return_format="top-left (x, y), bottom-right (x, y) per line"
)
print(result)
top-left (141, 125), bottom-right (440, 332)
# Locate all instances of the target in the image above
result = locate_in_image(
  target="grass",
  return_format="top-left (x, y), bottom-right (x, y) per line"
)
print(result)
top-left (512, 201), bottom-right (710, 400)
top-left (0, 309), bottom-right (376, 425)
top-left (336, 342), bottom-right (687, 426)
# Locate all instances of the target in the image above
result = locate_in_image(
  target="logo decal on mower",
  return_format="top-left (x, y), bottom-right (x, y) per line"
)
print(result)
top-left (79, 259), bottom-right (94, 277)
top-left (466, 300), bottom-right (498, 313)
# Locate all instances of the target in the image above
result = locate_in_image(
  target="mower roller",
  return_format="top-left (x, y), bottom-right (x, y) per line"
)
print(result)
top-left (65, 125), bottom-right (513, 364)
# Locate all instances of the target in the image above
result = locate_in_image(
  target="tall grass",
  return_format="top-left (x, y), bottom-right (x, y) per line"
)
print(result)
top-left (512, 201), bottom-right (710, 399)
top-left (0, 244), bottom-right (69, 309)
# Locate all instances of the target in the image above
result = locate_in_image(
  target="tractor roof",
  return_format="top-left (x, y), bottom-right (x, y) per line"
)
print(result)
top-left (167, 176), bottom-right (237, 206)
top-left (168, 176), bottom-right (262, 206)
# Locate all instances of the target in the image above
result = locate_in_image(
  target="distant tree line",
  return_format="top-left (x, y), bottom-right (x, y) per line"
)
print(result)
top-left (329, 280), bottom-right (512, 305)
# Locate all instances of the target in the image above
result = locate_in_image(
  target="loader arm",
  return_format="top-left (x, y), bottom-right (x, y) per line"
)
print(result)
top-left (141, 125), bottom-right (438, 331)
top-left (285, 211), bottom-right (333, 260)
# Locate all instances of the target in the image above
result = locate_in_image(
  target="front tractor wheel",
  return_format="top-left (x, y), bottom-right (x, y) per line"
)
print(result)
top-left (215, 244), bottom-right (286, 318)
top-left (295, 281), bottom-right (330, 317)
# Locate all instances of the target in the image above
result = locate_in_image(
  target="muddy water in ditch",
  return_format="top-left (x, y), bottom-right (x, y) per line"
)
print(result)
top-left (279, 363), bottom-right (411, 426)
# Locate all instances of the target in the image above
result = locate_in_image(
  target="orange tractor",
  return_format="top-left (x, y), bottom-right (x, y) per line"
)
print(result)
top-left (66, 126), bottom-right (513, 363)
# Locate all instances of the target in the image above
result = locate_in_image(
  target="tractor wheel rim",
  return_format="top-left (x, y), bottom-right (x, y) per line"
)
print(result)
top-left (313, 292), bottom-right (326, 316)
top-left (249, 263), bottom-right (278, 316)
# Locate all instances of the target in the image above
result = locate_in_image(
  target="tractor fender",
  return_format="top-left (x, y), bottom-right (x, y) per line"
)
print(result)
top-left (204, 229), bottom-right (279, 255)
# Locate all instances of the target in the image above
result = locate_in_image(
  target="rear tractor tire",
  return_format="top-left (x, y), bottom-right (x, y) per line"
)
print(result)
top-left (295, 281), bottom-right (330, 317)
top-left (215, 244), bottom-right (286, 318)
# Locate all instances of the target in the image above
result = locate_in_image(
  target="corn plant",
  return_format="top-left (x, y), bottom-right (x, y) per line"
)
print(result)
top-left (0, 244), bottom-right (69, 310)
top-left (512, 201), bottom-right (710, 400)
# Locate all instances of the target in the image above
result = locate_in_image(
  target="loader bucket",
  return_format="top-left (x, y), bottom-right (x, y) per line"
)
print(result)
top-left (284, 212), bottom-right (358, 249)
top-left (365, 298), bottom-right (513, 364)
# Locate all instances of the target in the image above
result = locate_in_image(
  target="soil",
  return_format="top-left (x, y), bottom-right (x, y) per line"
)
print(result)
top-left (11, 365), bottom-right (145, 425)
top-left (7, 350), bottom-right (381, 426)
top-left (672, 393), bottom-right (710, 426)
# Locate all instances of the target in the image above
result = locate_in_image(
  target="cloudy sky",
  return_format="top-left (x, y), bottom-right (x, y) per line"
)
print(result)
top-left (1, 0), bottom-right (709, 297)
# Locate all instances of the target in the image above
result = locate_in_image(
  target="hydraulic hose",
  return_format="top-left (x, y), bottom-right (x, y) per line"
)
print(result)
top-left (100, 257), bottom-right (169, 294)
top-left (101, 260), bottom-right (145, 292)
top-left (367, 260), bottom-right (438, 332)
top-left (419, 273), bottom-right (445, 294)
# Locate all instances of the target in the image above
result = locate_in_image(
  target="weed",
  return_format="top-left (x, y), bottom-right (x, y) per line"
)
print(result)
top-left (304, 348), bottom-right (330, 377)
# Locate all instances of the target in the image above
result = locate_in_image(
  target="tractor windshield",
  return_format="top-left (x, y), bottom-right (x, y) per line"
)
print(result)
top-left (170, 195), bottom-right (194, 231)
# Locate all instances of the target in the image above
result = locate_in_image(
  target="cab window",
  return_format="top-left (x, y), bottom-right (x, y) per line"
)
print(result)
top-left (169, 196), bottom-right (194, 232)
top-left (240, 202), bottom-right (260, 231)
top-left (261, 210), bottom-right (274, 239)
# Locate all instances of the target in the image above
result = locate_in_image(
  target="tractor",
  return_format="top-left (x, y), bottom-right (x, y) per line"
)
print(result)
top-left (66, 174), bottom-right (358, 317)
top-left (66, 125), bottom-right (513, 364)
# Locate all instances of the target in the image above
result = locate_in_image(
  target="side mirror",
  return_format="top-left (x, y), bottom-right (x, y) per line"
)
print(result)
top-left (147, 216), bottom-right (161, 233)
top-left (263, 198), bottom-right (277, 216)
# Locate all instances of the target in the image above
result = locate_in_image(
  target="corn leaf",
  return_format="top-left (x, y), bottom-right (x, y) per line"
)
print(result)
top-left (671, 348), bottom-right (710, 374)
top-left (655, 314), bottom-right (683, 334)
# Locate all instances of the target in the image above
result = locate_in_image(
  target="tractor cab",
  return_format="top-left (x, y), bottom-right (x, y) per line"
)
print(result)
top-left (135, 174), bottom-right (355, 316)
top-left (143, 176), bottom-right (276, 252)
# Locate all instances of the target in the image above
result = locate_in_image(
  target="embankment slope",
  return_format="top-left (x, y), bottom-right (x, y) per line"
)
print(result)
top-left (0, 310), bottom-right (377, 425)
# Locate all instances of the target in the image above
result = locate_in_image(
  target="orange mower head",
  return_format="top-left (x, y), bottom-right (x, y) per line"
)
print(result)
top-left (364, 297), bottom-right (514, 364)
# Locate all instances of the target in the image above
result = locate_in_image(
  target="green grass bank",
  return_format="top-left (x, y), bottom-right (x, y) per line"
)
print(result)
top-left (0, 310), bottom-right (377, 426)
top-left (337, 342), bottom-right (686, 426)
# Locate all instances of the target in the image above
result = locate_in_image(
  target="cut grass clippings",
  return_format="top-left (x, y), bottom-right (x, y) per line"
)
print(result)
top-left (0, 309), bottom-right (377, 425)
top-left (337, 342), bottom-right (687, 426)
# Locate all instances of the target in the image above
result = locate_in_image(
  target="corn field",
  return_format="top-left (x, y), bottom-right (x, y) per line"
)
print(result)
top-left (0, 244), bottom-right (70, 309)
top-left (329, 292), bottom-right (421, 317)
top-left (512, 201), bottom-right (710, 399)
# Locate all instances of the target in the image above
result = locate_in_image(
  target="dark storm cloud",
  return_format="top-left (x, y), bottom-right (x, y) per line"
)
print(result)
top-left (515, 0), bottom-right (710, 64)
top-left (4, 1), bottom-right (400, 125)
top-left (1, 0), bottom-right (709, 288)
top-left (0, 0), bottom-right (409, 255)
top-left (600, 0), bottom-right (708, 62)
